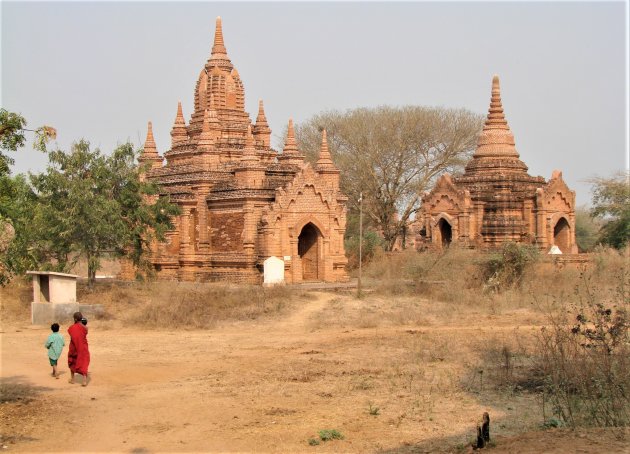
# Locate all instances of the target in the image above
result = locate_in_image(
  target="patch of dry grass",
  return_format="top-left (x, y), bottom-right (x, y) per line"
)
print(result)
top-left (75, 280), bottom-right (309, 329)
top-left (0, 277), bottom-right (31, 325)
top-left (1, 277), bottom-right (310, 330)
top-left (363, 246), bottom-right (628, 312)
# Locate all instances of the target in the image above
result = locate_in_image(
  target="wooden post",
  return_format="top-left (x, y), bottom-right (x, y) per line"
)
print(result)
top-left (482, 412), bottom-right (490, 443)
top-left (357, 192), bottom-right (363, 298)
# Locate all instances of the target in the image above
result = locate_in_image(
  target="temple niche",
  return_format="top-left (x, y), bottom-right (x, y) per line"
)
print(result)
top-left (418, 75), bottom-right (577, 254)
top-left (123, 17), bottom-right (348, 284)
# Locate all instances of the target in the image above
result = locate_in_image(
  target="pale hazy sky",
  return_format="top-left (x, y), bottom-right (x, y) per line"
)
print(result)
top-left (1, 1), bottom-right (628, 206)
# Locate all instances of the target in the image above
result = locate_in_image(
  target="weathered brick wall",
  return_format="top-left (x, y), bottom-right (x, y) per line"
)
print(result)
top-left (210, 212), bottom-right (244, 252)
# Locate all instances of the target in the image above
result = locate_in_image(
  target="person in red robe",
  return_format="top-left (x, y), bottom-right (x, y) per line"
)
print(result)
top-left (67, 311), bottom-right (90, 386)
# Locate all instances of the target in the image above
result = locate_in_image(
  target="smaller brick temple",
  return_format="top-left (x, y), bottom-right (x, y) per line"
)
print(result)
top-left (126, 18), bottom-right (348, 284)
top-left (418, 75), bottom-right (577, 253)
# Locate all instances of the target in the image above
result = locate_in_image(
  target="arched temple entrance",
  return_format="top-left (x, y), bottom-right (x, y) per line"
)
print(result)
top-left (438, 218), bottom-right (452, 248)
top-left (298, 223), bottom-right (321, 281)
top-left (553, 217), bottom-right (571, 253)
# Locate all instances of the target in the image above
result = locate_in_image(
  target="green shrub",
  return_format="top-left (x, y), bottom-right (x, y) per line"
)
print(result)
top-left (345, 230), bottom-right (384, 269)
top-left (318, 429), bottom-right (344, 441)
top-left (479, 242), bottom-right (539, 292)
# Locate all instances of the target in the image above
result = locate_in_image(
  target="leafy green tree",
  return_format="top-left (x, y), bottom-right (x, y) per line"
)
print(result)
top-left (0, 109), bottom-right (56, 283)
top-left (0, 174), bottom-right (40, 285)
top-left (574, 206), bottom-right (601, 252)
top-left (106, 142), bottom-right (180, 276)
top-left (589, 172), bottom-right (630, 249)
top-left (0, 108), bottom-right (55, 176)
top-left (29, 140), bottom-right (179, 285)
top-left (293, 106), bottom-right (484, 250)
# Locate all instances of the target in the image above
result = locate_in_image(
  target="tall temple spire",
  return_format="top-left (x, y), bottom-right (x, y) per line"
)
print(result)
top-left (253, 99), bottom-right (271, 147)
top-left (278, 118), bottom-right (305, 165)
top-left (171, 101), bottom-right (188, 146)
top-left (139, 121), bottom-right (163, 170)
top-left (316, 129), bottom-right (334, 167)
top-left (175, 101), bottom-right (185, 125)
top-left (283, 118), bottom-right (298, 154)
top-left (210, 16), bottom-right (229, 62)
top-left (143, 121), bottom-right (157, 156)
top-left (474, 75), bottom-right (519, 158)
top-left (241, 124), bottom-right (259, 162)
top-left (255, 99), bottom-right (269, 126)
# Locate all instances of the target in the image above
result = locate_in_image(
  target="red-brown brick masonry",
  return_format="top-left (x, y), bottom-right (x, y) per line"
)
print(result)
top-left (417, 75), bottom-right (577, 253)
top-left (122, 18), bottom-right (348, 283)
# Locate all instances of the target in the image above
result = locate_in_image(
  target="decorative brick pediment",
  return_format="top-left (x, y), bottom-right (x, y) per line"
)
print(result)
top-left (262, 164), bottom-right (342, 228)
top-left (422, 173), bottom-right (468, 213)
top-left (540, 170), bottom-right (575, 211)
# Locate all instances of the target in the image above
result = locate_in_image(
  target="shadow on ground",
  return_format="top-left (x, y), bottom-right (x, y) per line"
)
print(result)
top-left (0, 375), bottom-right (53, 403)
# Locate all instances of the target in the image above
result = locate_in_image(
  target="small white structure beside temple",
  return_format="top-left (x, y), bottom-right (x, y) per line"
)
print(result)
top-left (27, 271), bottom-right (79, 325)
top-left (263, 256), bottom-right (285, 286)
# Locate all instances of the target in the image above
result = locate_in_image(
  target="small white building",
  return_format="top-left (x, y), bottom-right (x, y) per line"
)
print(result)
top-left (27, 271), bottom-right (79, 325)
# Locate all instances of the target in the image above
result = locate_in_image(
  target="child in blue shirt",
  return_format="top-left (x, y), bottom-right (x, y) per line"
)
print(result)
top-left (45, 323), bottom-right (65, 378)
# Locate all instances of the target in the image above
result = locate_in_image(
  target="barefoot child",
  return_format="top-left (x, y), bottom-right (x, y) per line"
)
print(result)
top-left (45, 323), bottom-right (65, 378)
top-left (68, 312), bottom-right (90, 386)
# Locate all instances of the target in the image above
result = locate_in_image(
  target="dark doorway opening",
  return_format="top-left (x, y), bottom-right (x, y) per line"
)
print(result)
top-left (553, 218), bottom-right (570, 253)
top-left (298, 223), bottom-right (320, 281)
top-left (438, 218), bottom-right (452, 248)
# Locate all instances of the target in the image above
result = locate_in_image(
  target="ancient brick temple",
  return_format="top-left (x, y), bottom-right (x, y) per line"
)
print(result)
top-left (418, 76), bottom-right (577, 253)
top-left (130, 18), bottom-right (348, 283)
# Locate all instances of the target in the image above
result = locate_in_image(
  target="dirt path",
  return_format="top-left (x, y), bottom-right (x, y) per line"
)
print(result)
top-left (1, 292), bottom-right (627, 453)
top-left (2, 292), bottom-right (352, 452)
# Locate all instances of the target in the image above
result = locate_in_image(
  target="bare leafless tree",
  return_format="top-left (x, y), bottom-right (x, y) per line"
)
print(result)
top-left (291, 106), bottom-right (484, 250)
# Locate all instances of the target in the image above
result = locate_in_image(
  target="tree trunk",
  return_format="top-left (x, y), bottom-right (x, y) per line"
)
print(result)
top-left (87, 253), bottom-right (99, 287)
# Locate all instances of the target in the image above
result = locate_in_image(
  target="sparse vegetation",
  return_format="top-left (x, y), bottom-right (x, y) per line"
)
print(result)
top-left (0, 277), bottom-right (308, 329)
top-left (318, 429), bottom-right (344, 441)
top-left (479, 242), bottom-right (539, 292)
top-left (345, 230), bottom-right (384, 269)
top-left (87, 281), bottom-right (306, 329)
top-left (537, 270), bottom-right (629, 427)
top-left (589, 171), bottom-right (630, 250)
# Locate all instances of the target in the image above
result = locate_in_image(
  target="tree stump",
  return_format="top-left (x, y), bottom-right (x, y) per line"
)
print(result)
top-left (482, 412), bottom-right (490, 444)
top-left (473, 412), bottom-right (490, 449)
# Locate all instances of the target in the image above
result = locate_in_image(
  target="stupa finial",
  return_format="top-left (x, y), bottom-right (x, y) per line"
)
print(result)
top-left (210, 16), bottom-right (229, 60)
top-left (175, 101), bottom-right (185, 126)
top-left (170, 101), bottom-right (187, 146)
top-left (256, 99), bottom-right (268, 125)
top-left (474, 75), bottom-right (519, 158)
top-left (316, 129), bottom-right (333, 166)
top-left (143, 121), bottom-right (157, 154)
top-left (283, 118), bottom-right (298, 154)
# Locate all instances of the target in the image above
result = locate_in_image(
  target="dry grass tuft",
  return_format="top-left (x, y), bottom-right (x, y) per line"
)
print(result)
top-left (0, 277), bottom-right (32, 325)
top-left (76, 280), bottom-right (308, 329)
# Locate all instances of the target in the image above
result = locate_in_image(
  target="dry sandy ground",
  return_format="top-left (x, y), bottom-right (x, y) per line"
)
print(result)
top-left (1, 290), bottom-right (628, 453)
